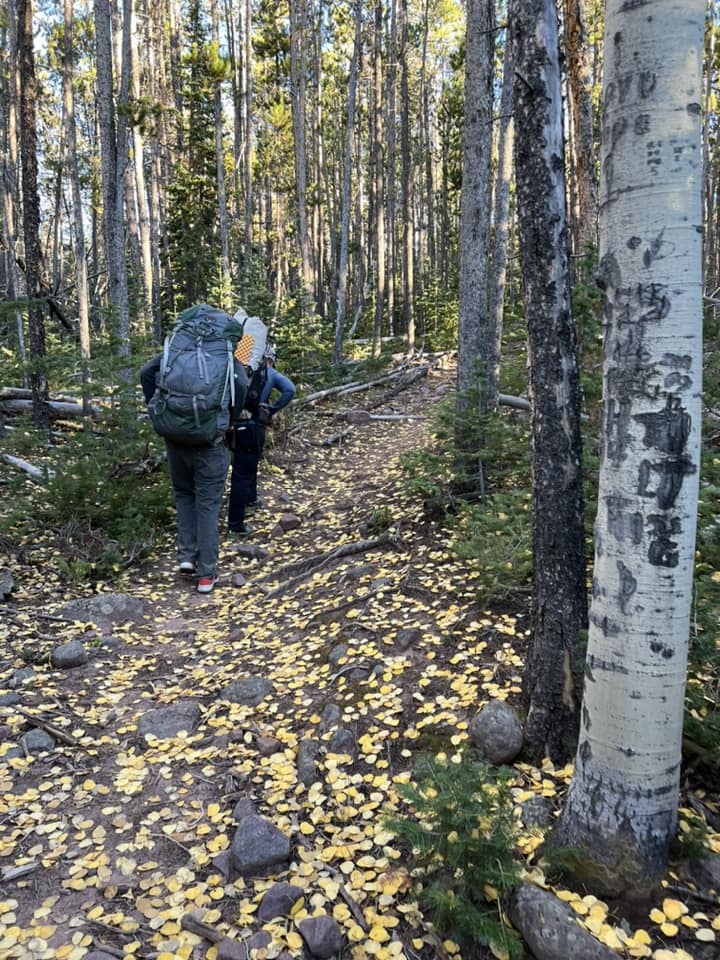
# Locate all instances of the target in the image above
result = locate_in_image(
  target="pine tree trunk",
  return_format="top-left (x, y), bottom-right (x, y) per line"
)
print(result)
top-left (95, 0), bottom-right (130, 353)
top-left (511, 0), bottom-right (587, 763)
top-left (1, 0), bottom-right (26, 371)
top-left (334, 0), bottom-right (362, 364)
top-left (372, 0), bottom-right (386, 355)
top-left (553, 0), bottom-right (704, 897)
top-left (17, 0), bottom-right (49, 426)
top-left (563, 0), bottom-right (599, 256)
top-left (63, 0), bottom-right (92, 411)
top-left (290, 0), bottom-right (313, 295)
top-left (399, 0), bottom-right (414, 349)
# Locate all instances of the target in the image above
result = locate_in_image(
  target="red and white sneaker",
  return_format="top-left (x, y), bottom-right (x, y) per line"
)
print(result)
top-left (196, 576), bottom-right (218, 594)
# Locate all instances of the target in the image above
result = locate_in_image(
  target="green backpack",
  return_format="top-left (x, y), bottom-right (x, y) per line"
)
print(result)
top-left (148, 304), bottom-right (247, 445)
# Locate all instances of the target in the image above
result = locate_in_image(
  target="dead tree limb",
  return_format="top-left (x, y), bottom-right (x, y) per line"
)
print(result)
top-left (11, 707), bottom-right (79, 746)
top-left (260, 532), bottom-right (399, 598)
top-left (2, 453), bottom-right (51, 481)
top-left (0, 398), bottom-right (99, 418)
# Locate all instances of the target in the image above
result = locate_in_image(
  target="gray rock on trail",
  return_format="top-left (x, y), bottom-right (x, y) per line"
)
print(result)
top-left (509, 883), bottom-right (618, 960)
top-left (328, 645), bottom-right (349, 668)
top-left (395, 627), bottom-right (421, 651)
top-left (222, 676), bottom-right (274, 707)
top-left (0, 568), bottom-right (14, 598)
top-left (232, 798), bottom-right (257, 822)
top-left (296, 738), bottom-right (321, 786)
top-left (257, 881), bottom-right (305, 921)
top-left (0, 692), bottom-right (20, 707)
top-left (319, 703), bottom-right (342, 731)
top-left (230, 814), bottom-right (290, 876)
top-left (19, 728), bottom-right (55, 756)
top-left (278, 513), bottom-right (302, 531)
top-left (8, 667), bottom-right (34, 689)
top-left (217, 931), bottom-right (272, 960)
top-left (59, 592), bottom-right (147, 624)
top-left (51, 640), bottom-right (88, 669)
top-left (298, 915), bottom-right (344, 958)
top-left (136, 701), bottom-right (201, 741)
top-left (327, 727), bottom-right (355, 757)
top-left (468, 700), bottom-right (524, 764)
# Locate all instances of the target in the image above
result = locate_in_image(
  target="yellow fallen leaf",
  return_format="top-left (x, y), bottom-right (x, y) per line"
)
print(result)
top-left (662, 898), bottom-right (687, 921)
top-left (649, 908), bottom-right (665, 923)
top-left (695, 928), bottom-right (716, 942)
top-left (659, 922), bottom-right (678, 936)
top-left (286, 931), bottom-right (303, 949)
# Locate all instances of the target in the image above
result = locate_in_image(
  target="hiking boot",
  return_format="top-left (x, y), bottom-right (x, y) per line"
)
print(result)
top-left (246, 499), bottom-right (264, 512)
top-left (177, 560), bottom-right (196, 576)
top-left (229, 523), bottom-right (253, 537)
top-left (196, 576), bottom-right (218, 594)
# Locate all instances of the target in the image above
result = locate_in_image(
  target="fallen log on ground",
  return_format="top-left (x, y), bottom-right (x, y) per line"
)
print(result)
top-left (0, 398), bottom-right (100, 418)
top-left (2, 453), bottom-right (53, 481)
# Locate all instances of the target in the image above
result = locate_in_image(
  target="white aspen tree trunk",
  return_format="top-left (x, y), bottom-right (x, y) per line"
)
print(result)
top-left (130, 10), bottom-right (154, 327)
top-left (334, 0), bottom-right (362, 364)
top-left (554, 0), bottom-right (705, 896)
top-left (62, 0), bottom-right (92, 412)
top-left (488, 38), bottom-right (513, 402)
top-left (456, 0), bottom-right (495, 492)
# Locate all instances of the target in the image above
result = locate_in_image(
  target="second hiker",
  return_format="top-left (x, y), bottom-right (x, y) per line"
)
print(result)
top-left (227, 345), bottom-right (295, 536)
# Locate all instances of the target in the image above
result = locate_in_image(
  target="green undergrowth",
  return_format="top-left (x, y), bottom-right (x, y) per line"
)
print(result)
top-left (385, 753), bottom-right (522, 960)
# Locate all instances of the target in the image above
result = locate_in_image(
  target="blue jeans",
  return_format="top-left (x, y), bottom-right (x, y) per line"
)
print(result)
top-left (228, 421), bottom-right (266, 529)
top-left (165, 440), bottom-right (229, 577)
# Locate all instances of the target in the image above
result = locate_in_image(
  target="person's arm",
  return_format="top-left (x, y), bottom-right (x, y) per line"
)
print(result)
top-left (262, 368), bottom-right (295, 414)
top-left (139, 356), bottom-right (161, 403)
top-left (230, 360), bottom-right (250, 426)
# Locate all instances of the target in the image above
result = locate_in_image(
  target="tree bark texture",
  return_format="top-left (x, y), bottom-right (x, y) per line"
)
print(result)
top-left (455, 0), bottom-right (495, 493)
top-left (17, 0), bottom-right (49, 426)
top-left (511, 0), bottom-right (587, 764)
top-left (554, 0), bottom-right (704, 897)
top-left (563, 0), bottom-right (599, 255)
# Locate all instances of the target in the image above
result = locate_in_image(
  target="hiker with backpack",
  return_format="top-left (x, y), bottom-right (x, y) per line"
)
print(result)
top-left (140, 304), bottom-right (249, 594)
top-left (227, 345), bottom-right (295, 536)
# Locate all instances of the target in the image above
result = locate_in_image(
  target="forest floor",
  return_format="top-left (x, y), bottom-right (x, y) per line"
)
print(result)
top-left (0, 358), bottom-right (719, 960)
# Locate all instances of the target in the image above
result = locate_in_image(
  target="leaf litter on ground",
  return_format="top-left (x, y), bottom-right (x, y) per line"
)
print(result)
top-left (0, 360), bottom-right (718, 960)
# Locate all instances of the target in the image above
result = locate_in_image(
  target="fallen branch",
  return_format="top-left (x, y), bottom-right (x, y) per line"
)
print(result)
top-left (180, 911), bottom-right (224, 943)
top-left (367, 364), bottom-right (432, 410)
top-left (0, 863), bottom-right (39, 882)
top-left (300, 365), bottom-right (416, 407)
top-left (0, 398), bottom-right (99, 418)
top-left (3, 453), bottom-right (52, 481)
top-left (260, 532), bottom-right (398, 599)
top-left (11, 707), bottom-right (78, 746)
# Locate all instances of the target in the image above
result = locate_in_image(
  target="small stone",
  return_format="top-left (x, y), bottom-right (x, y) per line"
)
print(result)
top-left (296, 738), bottom-right (321, 787)
top-left (136, 701), bottom-right (201, 741)
top-left (319, 703), bottom-right (342, 731)
top-left (232, 573), bottom-right (247, 588)
top-left (298, 915), bottom-right (344, 958)
top-left (222, 677), bottom-right (274, 707)
top-left (258, 882), bottom-right (304, 921)
top-left (327, 728), bottom-right (355, 757)
top-left (256, 735), bottom-right (281, 756)
top-left (51, 640), bottom-right (88, 669)
top-left (395, 627), bottom-right (421, 651)
top-left (233, 798), bottom-right (256, 822)
top-left (468, 700), bottom-right (524, 764)
top-left (278, 513), bottom-right (301, 531)
top-left (19, 728), bottom-right (55, 755)
top-left (230, 814), bottom-right (290, 876)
